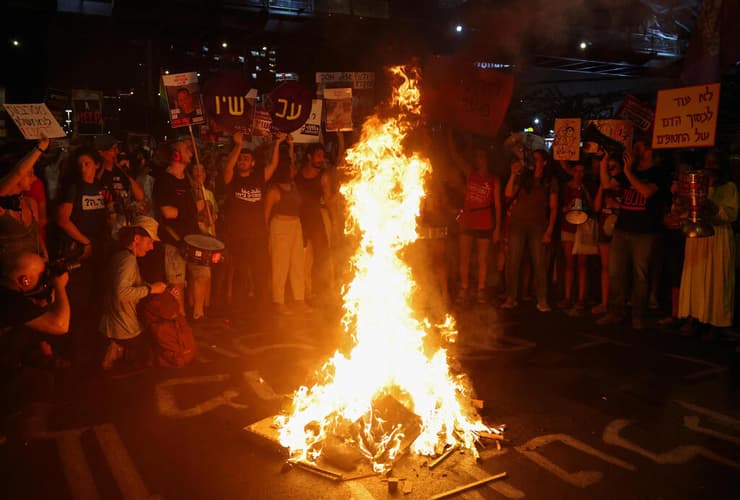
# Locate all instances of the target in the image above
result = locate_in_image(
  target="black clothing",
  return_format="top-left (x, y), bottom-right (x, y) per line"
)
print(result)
top-left (224, 169), bottom-right (267, 239)
top-left (62, 181), bottom-right (109, 240)
top-left (153, 171), bottom-right (199, 245)
top-left (614, 167), bottom-right (668, 234)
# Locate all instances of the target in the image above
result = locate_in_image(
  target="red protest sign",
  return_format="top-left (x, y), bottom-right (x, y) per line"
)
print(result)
top-left (423, 56), bottom-right (514, 137)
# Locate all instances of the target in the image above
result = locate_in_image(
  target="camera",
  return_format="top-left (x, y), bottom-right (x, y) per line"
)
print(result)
top-left (23, 258), bottom-right (80, 300)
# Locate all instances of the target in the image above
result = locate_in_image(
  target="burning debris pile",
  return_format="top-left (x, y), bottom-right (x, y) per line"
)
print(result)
top-left (272, 66), bottom-right (503, 480)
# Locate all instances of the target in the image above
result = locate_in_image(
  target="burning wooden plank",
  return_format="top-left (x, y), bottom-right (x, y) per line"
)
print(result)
top-left (430, 472), bottom-right (508, 499)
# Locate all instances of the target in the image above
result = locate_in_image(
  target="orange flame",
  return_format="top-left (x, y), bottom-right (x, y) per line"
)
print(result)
top-left (276, 66), bottom-right (488, 472)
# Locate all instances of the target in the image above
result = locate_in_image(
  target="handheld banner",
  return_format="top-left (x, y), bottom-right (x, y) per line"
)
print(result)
top-left (71, 89), bottom-right (104, 135)
top-left (3, 103), bottom-right (66, 139)
top-left (652, 83), bottom-right (720, 149)
top-left (552, 118), bottom-right (581, 161)
top-left (324, 88), bottom-right (353, 132)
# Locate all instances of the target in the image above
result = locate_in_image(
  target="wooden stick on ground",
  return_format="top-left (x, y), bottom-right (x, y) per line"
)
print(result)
top-left (430, 472), bottom-right (508, 499)
top-left (428, 444), bottom-right (459, 469)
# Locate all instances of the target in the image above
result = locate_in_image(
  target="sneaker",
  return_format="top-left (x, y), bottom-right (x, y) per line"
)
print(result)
top-left (476, 289), bottom-right (487, 305)
top-left (536, 302), bottom-right (552, 313)
top-left (274, 303), bottom-right (293, 316)
top-left (499, 298), bottom-right (518, 309)
top-left (591, 304), bottom-right (608, 315)
top-left (596, 313), bottom-right (624, 326)
top-left (657, 316), bottom-right (680, 328)
top-left (102, 342), bottom-right (124, 370)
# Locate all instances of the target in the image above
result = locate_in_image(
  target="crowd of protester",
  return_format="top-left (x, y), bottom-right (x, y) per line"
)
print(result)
top-left (2, 120), bottom-right (739, 444)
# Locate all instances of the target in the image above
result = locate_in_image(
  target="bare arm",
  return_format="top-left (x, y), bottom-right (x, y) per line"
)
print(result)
top-left (599, 152), bottom-right (620, 190)
top-left (126, 173), bottom-right (145, 201)
top-left (223, 131), bottom-right (244, 186)
top-left (57, 202), bottom-right (90, 245)
top-left (25, 275), bottom-right (70, 335)
top-left (594, 185), bottom-right (604, 212)
top-left (264, 133), bottom-right (288, 182)
top-left (544, 184), bottom-right (559, 242)
top-left (504, 162), bottom-right (523, 198)
top-left (335, 131), bottom-right (346, 167)
top-left (0, 138), bottom-right (49, 196)
top-left (159, 205), bottom-right (179, 220)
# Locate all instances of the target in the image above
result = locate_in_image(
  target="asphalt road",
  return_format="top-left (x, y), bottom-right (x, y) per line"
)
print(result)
top-left (2, 300), bottom-right (739, 499)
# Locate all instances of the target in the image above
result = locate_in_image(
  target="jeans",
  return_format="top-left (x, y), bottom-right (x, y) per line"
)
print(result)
top-left (607, 229), bottom-right (657, 321)
top-left (506, 222), bottom-right (548, 304)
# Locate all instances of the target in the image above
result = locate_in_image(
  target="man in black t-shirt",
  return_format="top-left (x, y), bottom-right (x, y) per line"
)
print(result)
top-left (222, 131), bottom-right (284, 314)
top-left (597, 146), bottom-right (667, 329)
top-left (1, 251), bottom-right (70, 441)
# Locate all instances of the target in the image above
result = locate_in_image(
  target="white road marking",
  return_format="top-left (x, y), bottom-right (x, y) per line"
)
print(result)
top-left (603, 419), bottom-right (740, 469)
top-left (155, 373), bottom-right (248, 418)
top-left (195, 340), bottom-right (241, 358)
top-left (93, 424), bottom-right (151, 500)
top-left (516, 433), bottom-right (636, 488)
top-left (232, 336), bottom-right (316, 356)
top-left (664, 354), bottom-right (727, 381)
top-left (674, 400), bottom-right (740, 446)
top-left (56, 430), bottom-right (101, 500)
top-left (243, 370), bottom-right (283, 401)
top-left (572, 334), bottom-right (631, 350)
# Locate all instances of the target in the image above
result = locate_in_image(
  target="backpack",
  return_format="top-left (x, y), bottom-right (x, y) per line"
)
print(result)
top-left (139, 292), bottom-right (196, 368)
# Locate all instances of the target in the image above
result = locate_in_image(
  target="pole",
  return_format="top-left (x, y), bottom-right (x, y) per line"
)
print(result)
top-left (187, 124), bottom-right (214, 229)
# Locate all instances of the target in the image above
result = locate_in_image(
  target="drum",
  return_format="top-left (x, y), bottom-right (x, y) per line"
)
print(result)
top-left (181, 234), bottom-right (225, 266)
top-left (678, 170), bottom-right (714, 238)
top-left (565, 197), bottom-right (590, 225)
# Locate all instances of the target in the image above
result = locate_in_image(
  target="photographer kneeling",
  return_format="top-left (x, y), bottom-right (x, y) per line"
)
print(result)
top-left (0, 251), bottom-right (70, 444)
top-left (99, 216), bottom-right (166, 371)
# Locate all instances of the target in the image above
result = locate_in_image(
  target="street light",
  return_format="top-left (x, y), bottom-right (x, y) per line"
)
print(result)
top-left (11, 39), bottom-right (20, 47)
top-left (222, 41), bottom-right (228, 48)
top-left (455, 24), bottom-right (463, 33)
top-left (579, 41), bottom-right (588, 50)
top-left (533, 118), bottom-right (540, 125)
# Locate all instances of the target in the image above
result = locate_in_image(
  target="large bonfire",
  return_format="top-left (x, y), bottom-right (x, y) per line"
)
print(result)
top-left (276, 66), bottom-right (489, 472)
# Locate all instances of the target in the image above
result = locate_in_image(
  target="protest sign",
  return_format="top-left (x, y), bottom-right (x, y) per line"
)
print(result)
top-left (3, 103), bottom-right (67, 139)
top-left (316, 72), bottom-right (375, 125)
top-left (253, 109), bottom-right (275, 137)
top-left (269, 82), bottom-right (312, 133)
top-left (202, 72), bottom-right (256, 134)
top-left (292, 99), bottom-right (322, 143)
top-left (423, 55), bottom-right (514, 137)
top-left (584, 119), bottom-right (633, 157)
top-left (652, 83), bottom-right (720, 149)
top-left (552, 118), bottom-right (581, 161)
top-left (324, 88), bottom-right (353, 132)
top-left (162, 72), bottom-right (205, 128)
top-left (615, 95), bottom-right (654, 134)
top-left (71, 89), bottom-right (104, 135)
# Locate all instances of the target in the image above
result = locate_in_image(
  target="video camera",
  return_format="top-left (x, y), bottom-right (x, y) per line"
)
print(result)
top-left (23, 257), bottom-right (80, 300)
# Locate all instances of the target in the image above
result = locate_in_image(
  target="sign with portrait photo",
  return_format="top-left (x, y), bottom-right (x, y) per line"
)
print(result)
top-left (324, 88), bottom-right (353, 132)
top-left (162, 72), bottom-right (205, 128)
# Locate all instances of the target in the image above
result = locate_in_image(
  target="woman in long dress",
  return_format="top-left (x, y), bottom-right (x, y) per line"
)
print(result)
top-left (678, 150), bottom-right (739, 338)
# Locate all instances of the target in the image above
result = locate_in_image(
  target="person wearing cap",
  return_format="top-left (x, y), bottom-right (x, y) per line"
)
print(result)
top-left (99, 216), bottom-right (167, 370)
top-left (94, 135), bottom-right (146, 234)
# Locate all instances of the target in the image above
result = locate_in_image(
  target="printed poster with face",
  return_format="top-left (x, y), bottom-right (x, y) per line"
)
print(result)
top-left (552, 118), bottom-right (581, 161)
top-left (162, 72), bottom-right (205, 128)
top-left (324, 88), bottom-right (353, 132)
top-left (3, 103), bottom-right (67, 140)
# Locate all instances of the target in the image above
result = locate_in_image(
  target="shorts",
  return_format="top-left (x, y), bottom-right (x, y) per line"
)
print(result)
top-left (164, 243), bottom-right (187, 286)
top-left (560, 230), bottom-right (575, 243)
top-left (187, 262), bottom-right (211, 281)
top-left (462, 228), bottom-right (492, 240)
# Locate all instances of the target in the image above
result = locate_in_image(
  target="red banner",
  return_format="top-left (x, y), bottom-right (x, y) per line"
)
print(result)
top-left (423, 56), bottom-right (514, 137)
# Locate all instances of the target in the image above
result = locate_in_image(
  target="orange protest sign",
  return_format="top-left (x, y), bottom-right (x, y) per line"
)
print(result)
top-left (652, 83), bottom-right (720, 149)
